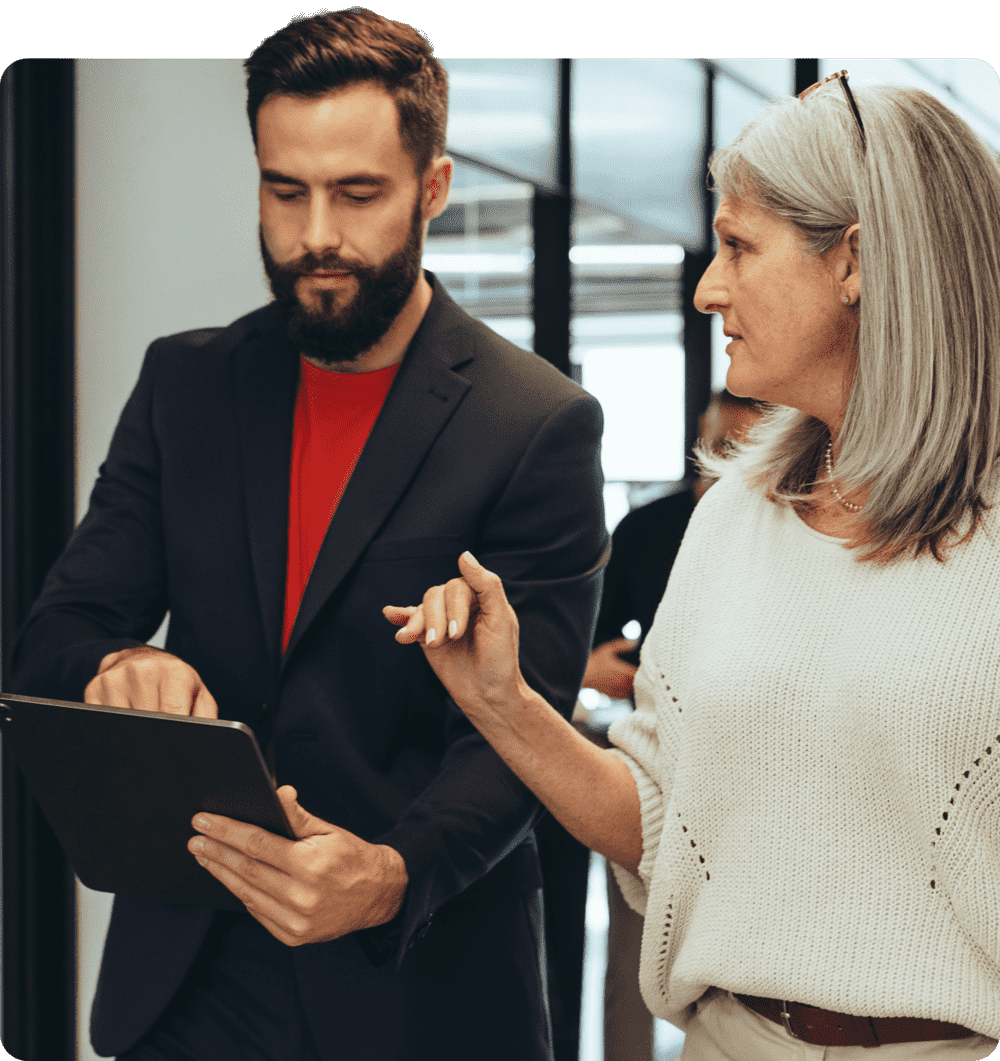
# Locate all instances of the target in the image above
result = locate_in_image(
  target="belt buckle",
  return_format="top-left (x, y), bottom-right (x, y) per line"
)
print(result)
top-left (779, 1001), bottom-right (800, 1040)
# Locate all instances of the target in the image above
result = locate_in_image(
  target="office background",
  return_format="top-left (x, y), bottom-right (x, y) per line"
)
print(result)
top-left (3, 56), bottom-right (1000, 1061)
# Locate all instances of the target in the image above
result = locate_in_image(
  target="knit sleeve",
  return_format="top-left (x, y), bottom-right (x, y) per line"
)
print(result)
top-left (604, 468), bottom-right (746, 914)
top-left (607, 654), bottom-right (673, 913)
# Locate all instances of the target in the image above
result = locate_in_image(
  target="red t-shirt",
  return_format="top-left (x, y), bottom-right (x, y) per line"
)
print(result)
top-left (283, 357), bottom-right (400, 651)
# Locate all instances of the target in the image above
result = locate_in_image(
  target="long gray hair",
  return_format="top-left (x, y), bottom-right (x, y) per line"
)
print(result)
top-left (700, 84), bottom-right (1000, 562)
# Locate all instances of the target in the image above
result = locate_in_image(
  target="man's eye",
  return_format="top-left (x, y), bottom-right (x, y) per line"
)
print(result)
top-left (345, 193), bottom-right (376, 204)
top-left (725, 238), bottom-right (741, 254)
top-left (274, 189), bottom-right (303, 202)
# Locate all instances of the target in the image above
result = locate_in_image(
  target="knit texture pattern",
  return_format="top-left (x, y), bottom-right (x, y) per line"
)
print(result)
top-left (608, 467), bottom-right (1000, 1038)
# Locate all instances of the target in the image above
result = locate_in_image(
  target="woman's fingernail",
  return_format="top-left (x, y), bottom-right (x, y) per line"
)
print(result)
top-left (194, 816), bottom-right (211, 831)
top-left (463, 551), bottom-right (481, 569)
top-left (449, 620), bottom-right (458, 638)
top-left (426, 628), bottom-right (436, 644)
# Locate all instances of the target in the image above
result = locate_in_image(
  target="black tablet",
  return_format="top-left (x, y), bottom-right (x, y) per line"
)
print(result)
top-left (0, 693), bottom-right (294, 911)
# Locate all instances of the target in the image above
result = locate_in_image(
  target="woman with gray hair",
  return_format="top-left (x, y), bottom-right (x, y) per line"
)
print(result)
top-left (385, 75), bottom-right (1000, 1059)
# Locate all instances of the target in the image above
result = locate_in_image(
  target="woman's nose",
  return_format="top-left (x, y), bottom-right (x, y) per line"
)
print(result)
top-left (693, 253), bottom-right (728, 315)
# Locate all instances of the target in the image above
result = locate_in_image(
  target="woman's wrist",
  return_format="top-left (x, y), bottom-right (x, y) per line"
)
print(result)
top-left (462, 674), bottom-right (544, 744)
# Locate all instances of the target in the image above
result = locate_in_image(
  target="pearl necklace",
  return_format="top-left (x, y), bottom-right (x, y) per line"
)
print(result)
top-left (824, 439), bottom-right (863, 512)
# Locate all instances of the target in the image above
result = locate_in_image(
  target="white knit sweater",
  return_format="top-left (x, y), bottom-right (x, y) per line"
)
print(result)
top-left (608, 467), bottom-right (1000, 1038)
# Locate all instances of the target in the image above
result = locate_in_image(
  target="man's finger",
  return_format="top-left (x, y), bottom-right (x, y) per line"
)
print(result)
top-left (192, 683), bottom-right (219, 719)
top-left (83, 675), bottom-right (111, 707)
top-left (192, 813), bottom-right (292, 872)
top-left (191, 838), bottom-right (298, 919)
top-left (86, 674), bottom-right (137, 712)
top-left (158, 669), bottom-right (199, 715)
top-left (276, 785), bottom-right (333, 840)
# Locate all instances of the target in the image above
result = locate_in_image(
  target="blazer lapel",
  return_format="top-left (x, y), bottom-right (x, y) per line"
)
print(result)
top-left (282, 283), bottom-right (474, 666)
top-left (234, 308), bottom-right (299, 669)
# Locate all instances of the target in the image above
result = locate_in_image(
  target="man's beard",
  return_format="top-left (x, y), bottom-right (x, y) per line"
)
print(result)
top-left (260, 197), bottom-right (424, 365)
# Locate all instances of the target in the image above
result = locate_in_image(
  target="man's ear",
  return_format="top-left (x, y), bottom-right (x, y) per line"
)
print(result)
top-left (422, 156), bottom-right (453, 221)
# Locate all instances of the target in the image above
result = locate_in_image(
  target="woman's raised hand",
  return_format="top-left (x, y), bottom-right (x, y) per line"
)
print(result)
top-left (383, 552), bottom-right (525, 719)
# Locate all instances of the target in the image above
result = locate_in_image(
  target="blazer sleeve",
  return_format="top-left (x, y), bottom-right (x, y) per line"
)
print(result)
top-left (10, 342), bottom-right (169, 698)
top-left (371, 390), bottom-right (609, 963)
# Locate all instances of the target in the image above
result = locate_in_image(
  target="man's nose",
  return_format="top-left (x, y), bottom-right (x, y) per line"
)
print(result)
top-left (301, 198), bottom-right (344, 259)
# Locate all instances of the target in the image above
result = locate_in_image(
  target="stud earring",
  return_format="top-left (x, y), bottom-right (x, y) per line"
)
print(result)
top-left (842, 295), bottom-right (851, 304)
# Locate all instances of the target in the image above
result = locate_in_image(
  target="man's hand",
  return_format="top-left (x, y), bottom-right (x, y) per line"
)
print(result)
top-left (582, 637), bottom-right (639, 700)
top-left (188, 786), bottom-right (408, 946)
top-left (84, 645), bottom-right (218, 717)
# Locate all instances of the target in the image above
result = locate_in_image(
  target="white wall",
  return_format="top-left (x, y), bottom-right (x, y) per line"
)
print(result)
top-left (75, 59), bottom-right (270, 1060)
top-left (76, 59), bottom-right (269, 520)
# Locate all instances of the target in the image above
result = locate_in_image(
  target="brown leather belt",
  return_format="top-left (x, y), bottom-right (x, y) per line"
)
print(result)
top-left (734, 993), bottom-right (976, 1048)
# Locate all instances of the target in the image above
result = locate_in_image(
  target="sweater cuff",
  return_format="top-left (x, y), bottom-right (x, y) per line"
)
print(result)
top-left (607, 748), bottom-right (665, 915)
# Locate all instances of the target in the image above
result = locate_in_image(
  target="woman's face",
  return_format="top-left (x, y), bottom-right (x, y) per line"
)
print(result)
top-left (694, 197), bottom-right (858, 429)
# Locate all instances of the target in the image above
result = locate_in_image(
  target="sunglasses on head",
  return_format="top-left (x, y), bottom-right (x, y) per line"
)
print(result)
top-left (798, 69), bottom-right (866, 151)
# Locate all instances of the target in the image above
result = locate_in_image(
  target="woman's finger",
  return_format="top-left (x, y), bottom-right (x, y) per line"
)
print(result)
top-left (444, 577), bottom-right (477, 640)
top-left (421, 584), bottom-right (448, 647)
top-left (382, 605), bottom-right (417, 627)
top-left (456, 552), bottom-right (510, 616)
top-left (393, 604), bottom-right (427, 644)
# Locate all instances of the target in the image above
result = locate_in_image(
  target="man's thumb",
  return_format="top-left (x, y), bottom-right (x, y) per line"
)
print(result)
top-left (276, 784), bottom-right (329, 839)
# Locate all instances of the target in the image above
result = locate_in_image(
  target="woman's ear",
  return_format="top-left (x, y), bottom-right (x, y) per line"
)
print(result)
top-left (844, 223), bottom-right (860, 277)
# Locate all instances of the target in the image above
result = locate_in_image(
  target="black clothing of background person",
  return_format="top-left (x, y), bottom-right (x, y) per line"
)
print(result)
top-left (10, 278), bottom-right (608, 1060)
top-left (593, 488), bottom-right (697, 662)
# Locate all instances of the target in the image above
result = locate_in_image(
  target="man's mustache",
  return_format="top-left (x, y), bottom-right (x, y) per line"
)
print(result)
top-left (281, 253), bottom-right (361, 277)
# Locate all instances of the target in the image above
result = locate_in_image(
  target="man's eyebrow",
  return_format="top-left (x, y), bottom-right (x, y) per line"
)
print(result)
top-left (259, 168), bottom-right (387, 188)
top-left (260, 168), bottom-right (308, 187)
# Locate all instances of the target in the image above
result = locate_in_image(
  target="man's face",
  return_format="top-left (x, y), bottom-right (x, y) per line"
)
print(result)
top-left (256, 84), bottom-right (429, 364)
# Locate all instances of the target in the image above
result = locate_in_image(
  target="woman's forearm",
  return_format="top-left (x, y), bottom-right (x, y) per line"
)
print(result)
top-left (468, 681), bottom-right (643, 872)
top-left (384, 554), bottom-right (644, 872)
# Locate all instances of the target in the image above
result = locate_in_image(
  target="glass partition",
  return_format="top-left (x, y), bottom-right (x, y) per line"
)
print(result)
top-left (442, 59), bottom-right (559, 186)
top-left (423, 160), bottom-right (534, 347)
top-left (712, 59), bottom-right (793, 99)
top-left (573, 59), bottom-right (705, 248)
top-left (820, 59), bottom-right (1000, 150)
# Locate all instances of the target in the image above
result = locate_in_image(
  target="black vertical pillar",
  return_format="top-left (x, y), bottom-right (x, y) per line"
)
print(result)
top-left (682, 63), bottom-right (716, 469)
top-left (531, 58), bottom-right (572, 377)
top-left (530, 57), bottom-right (589, 1061)
top-left (1, 59), bottom-right (78, 1061)
top-left (794, 58), bottom-right (820, 97)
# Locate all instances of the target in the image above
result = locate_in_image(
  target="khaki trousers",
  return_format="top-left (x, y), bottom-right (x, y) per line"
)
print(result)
top-left (680, 990), bottom-right (998, 1061)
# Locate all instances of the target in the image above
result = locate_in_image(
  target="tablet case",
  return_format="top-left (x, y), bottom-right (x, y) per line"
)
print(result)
top-left (0, 693), bottom-right (294, 911)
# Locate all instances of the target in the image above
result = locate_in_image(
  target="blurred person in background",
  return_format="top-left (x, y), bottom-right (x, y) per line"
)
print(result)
top-left (582, 389), bottom-right (763, 1061)
top-left (386, 76), bottom-right (1000, 1060)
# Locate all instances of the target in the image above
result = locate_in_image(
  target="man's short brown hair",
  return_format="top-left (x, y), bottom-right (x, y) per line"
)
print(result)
top-left (245, 8), bottom-right (448, 174)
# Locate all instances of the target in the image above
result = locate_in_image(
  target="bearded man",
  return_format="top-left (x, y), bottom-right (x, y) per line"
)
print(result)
top-left (11, 10), bottom-right (607, 1061)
